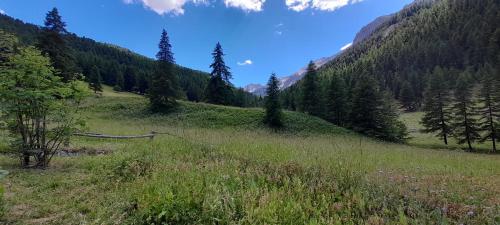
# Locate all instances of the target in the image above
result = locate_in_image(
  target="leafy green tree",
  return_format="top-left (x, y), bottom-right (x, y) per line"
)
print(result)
top-left (37, 8), bottom-right (75, 82)
top-left (450, 72), bottom-right (481, 152)
top-left (149, 29), bottom-right (180, 112)
top-left (88, 65), bottom-right (102, 94)
top-left (301, 61), bottom-right (321, 116)
top-left (477, 64), bottom-right (500, 152)
top-left (264, 73), bottom-right (283, 128)
top-left (350, 76), bottom-right (407, 142)
top-left (421, 67), bottom-right (453, 145)
top-left (205, 42), bottom-right (233, 105)
top-left (399, 81), bottom-right (417, 111)
top-left (0, 46), bottom-right (87, 168)
top-left (326, 75), bottom-right (349, 126)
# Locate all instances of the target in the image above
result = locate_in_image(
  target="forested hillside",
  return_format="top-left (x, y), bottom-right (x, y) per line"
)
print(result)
top-left (281, 0), bottom-right (499, 145)
top-left (0, 14), bottom-right (259, 106)
top-left (285, 0), bottom-right (499, 108)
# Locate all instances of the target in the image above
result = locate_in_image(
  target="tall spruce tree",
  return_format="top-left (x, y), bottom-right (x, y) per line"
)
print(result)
top-left (421, 67), bottom-right (453, 145)
top-left (477, 64), bottom-right (500, 152)
top-left (156, 29), bottom-right (175, 63)
top-left (326, 75), bottom-right (349, 126)
top-left (210, 42), bottom-right (232, 83)
top-left (264, 73), bottom-right (283, 128)
top-left (301, 61), bottom-right (321, 116)
top-left (350, 76), bottom-right (407, 142)
top-left (400, 81), bottom-right (417, 112)
top-left (88, 65), bottom-right (102, 94)
top-left (450, 72), bottom-right (481, 152)
top-left (149, 29), bottom-right (180, 112)
top-left (37, 8), bottom-right (75, 82)
top-left (205, 42), bottom-right (233, 105)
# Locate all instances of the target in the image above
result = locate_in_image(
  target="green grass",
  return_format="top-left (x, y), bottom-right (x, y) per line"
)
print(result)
top-left (1, 90), bottom-right (499, 224)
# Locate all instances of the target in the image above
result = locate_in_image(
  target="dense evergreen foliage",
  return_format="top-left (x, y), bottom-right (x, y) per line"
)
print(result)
top-left (421, 67), bottom-right (453, 145)
top-left (477, 64), bottom-right (500, 152)
top-left (300, 61), bottom-right (321, 116)
top-left (149, 30), bottom-right (180, 112)
top-left (88, 65), bottom-right (103, 94)
top-left (205, 43), bottom-right (233, 105)
top-left (314, 0), bottom-right (499, 103)
top-left (37, 8), bottom-right (76, 82)
top-left (450, 73), bottom-right (481, 151)
top-left (210, 42), bottom-right (232, 84)
top-left (264, 73), bottom-right (283, 128)
top-left (0, 12), bottom-right (261, 107)
top-left (326, 75), bottom-right (349, 126)
top-left (280, 0), bottom-right (499, 144)
top-left (350, 76), bottom-right (407, 142)
top-left (399, 81), bottom-right (417, 112)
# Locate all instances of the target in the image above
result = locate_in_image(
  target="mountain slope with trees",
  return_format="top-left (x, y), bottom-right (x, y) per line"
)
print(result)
top-left (0, 13), bottom-right (261, 107)
top-left (281, 0), bottom-right (499, 145)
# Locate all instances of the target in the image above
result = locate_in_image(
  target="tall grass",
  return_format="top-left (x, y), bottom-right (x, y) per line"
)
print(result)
top-left (0, 93), bottom-right (499, 224)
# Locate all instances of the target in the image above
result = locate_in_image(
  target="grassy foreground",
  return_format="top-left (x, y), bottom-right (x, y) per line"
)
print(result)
top-left (0, 90), bottom-right (499, 224)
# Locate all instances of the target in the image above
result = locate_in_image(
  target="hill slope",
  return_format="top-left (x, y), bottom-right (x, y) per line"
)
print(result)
top-left (282, 0), bottom-right (499, 108)
top-left (0, 14), bottom-right (210, 100)
top-left (84, 88), bottom-right (348, 135)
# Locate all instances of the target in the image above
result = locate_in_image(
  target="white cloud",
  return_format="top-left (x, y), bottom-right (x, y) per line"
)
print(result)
top-left (237, 59), bottom-right (253, 66)
top-left (340, 42), bottom-right (352, 51)
top-left (123, 0), bottom-right (208, 15)
top-left (286, 0), bottom-right (309, 12)
top-left (275, 31), bottom-right (283, 35)
top-left (0, 9), bottom-right (6, 15)
top-left (286, 0), bottom-right (363, 12)
top-left (224, 0), bottom-right (265, 12)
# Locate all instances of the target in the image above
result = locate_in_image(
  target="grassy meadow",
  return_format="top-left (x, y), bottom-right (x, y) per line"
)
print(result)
top-left (0, 89), bottom-right (499, 224)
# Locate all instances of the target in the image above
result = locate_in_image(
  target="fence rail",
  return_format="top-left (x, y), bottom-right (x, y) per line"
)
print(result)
top-left (74, 132), bottom-right (155, 140)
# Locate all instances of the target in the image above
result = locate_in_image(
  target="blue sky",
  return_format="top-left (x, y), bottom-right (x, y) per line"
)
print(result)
top-left (0, 0), bottom-right (412, 87)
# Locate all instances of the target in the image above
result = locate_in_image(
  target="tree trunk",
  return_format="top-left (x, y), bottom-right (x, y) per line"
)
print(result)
top-left (23, 153), bottom-right (30, 167)
top-left (487, 102), bottom-right (497, 152)
top-left (464, 111), bottom-right (473, 152)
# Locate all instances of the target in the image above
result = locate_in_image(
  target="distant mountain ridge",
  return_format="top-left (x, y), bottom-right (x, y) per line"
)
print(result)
top-left (244, 9), bottom-right (394, 96)
top-left (244, 55), bottom-right (337, 96)
top-left (244, 0), bottom-right (437, 96)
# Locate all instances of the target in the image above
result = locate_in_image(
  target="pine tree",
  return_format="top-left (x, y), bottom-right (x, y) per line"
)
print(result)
top-left (88, 65), bottom-right (102, 94)
top-left (326, 75), bottom-right (349, 126)
top-left (210, 42), bottom-right (232, 83)
top-left (156, 29), bottom-right (175, 63)
top-left (205, 42), bottom-right (233, 105)
top-left (37, 8), bottom-right (75, 82)
top-left (421, 67), bottom-right (453, 145)
top-left (301, 61), bottom-right (320, 116)
top-left (400, 81), bottom-right (417, 112)
top-left (477, 64), bottom-right (500, 152)
top-left (450, 72), bottom-right (481, 152)
top-left (264, 73), bottom-right (283, 128)
top-left (350, 76), bottom-right (407, 142)
top-left (149, 29), bottom-right (180, 112)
